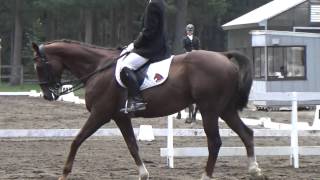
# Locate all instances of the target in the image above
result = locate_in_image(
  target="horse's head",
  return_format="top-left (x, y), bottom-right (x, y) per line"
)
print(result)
top-left (32, 42), bottom-right (64, 101)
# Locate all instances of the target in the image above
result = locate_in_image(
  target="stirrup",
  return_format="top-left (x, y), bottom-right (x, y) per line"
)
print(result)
top-left (120, 100), bottom-right (146, 114)
top-left (120, 100), bottom-right (130, 114)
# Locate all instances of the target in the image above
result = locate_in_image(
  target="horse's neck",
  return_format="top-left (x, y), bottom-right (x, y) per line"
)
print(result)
top-left (67, 53), bottom-right (102, 78)
top-left (59, 45), bottom-right (119, 80)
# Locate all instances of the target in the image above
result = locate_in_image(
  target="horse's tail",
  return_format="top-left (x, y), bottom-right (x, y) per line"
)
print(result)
top-left (222, 51), bottom-right (253, 111)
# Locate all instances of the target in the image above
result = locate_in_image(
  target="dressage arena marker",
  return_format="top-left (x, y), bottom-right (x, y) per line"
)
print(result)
top-left (137, 125), bottom-right (155, 141)
top-left (161, 92), bottom-right (320, 169)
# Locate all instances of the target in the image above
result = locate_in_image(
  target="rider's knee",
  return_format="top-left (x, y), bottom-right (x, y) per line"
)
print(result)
top-left (120, 67), bottom-right (130, 84)
top-left (120, 66), bottom-right (136, 84)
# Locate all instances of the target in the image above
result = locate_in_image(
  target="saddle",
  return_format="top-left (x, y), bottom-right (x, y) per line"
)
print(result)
top-left (115, 55), bottom-right (173, 90)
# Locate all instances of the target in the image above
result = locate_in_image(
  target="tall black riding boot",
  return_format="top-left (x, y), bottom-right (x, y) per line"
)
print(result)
top-left (120, 67), bottom-right (146, 113)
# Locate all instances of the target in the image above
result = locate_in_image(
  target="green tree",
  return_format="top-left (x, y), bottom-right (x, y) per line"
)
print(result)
top-left (172, 0), bottom-right (188, 54)
top-left (0, 0), bottom-right (273, 84)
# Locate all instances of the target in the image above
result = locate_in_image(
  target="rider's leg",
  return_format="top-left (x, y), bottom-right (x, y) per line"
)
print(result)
top-left (121, 67), bottom-right (145, 105)
top-left (120, 53), bottom-right (148, 112)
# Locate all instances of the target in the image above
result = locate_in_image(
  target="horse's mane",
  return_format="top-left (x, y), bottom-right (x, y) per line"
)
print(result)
top-left (44, 39), bottom-right (121, 51)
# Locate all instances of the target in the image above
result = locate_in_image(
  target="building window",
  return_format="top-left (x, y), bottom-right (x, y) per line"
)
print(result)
top-left (253, 46), bottom-right (306, 80)
top-left (310, 2), bottom-right (320, 23)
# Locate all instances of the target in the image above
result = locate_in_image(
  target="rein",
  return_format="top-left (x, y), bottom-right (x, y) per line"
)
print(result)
top-left (58, 55), bottom-right (122, 96)
top-left (37, 44), bottom-right (128, 97)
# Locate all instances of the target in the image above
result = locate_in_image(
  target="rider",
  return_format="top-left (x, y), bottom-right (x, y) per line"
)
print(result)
top-left (120, 0), bottom-right (170, 112)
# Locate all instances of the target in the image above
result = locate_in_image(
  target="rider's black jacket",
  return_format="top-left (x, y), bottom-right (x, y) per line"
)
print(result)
top-left (133, 0), bottom-right (170, 62)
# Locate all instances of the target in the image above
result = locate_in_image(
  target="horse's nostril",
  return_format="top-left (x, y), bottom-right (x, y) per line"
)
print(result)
top-left (44, 94), bottom-right (49, 100)
top-left (43, 93), bottom-right (54, 101)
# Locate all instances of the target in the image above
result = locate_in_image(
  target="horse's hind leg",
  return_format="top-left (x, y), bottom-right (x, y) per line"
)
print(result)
top-left (114, 116), bottom-right (149, 180)
top-left (198, 108), bottom-right (221, 179)
top-left (192, 105), bottom-right (199, 121)
top-left (221, 109), bottom-right (266, 179)
top-left (186, 104), bottom-right (194, 123)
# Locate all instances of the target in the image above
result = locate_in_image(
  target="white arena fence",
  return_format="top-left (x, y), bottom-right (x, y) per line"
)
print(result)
top-left (1, 89), bottom-right (320, 169)
top-left (161, 92), bottom-right (320, 169)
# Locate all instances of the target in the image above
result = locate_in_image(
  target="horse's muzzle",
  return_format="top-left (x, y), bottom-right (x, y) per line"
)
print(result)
top-left (43, 92), bottom-right (58, 101)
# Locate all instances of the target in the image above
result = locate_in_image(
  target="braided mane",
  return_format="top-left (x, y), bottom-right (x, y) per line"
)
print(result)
top-left (44, 39), bottom-right (120, 51)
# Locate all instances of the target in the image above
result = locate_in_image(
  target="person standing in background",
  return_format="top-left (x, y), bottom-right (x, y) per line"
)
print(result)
top-left (183, 24), bottom-right (200, 52)
top-left (176, 24), bottom-right (200, 123)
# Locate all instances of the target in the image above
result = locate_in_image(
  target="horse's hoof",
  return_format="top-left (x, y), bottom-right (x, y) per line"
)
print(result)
top-left (249, 174), bottom-right (268, 180)
top-left (139, 174), bottom-right (149, 180)
top-left (185, 118), bottom-right (192, 124)
top-left (200, 173), bottom-right (215, 180)
top-left (58, 176), bottom-right (67, 180)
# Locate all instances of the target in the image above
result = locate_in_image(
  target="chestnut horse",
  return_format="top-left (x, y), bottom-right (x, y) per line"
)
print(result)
top-left (31, 40), bottom-right (265, 180)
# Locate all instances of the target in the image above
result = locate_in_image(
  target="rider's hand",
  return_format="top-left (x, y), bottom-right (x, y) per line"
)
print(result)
top-left (126, 43), bottom-right (134, 52)
top-left (120, 43), bottom-right (134, 56)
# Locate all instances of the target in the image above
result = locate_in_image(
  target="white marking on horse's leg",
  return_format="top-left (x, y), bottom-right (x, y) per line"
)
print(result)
top-left (138, 164), bottom-right (149, 180)
top-left (200, 173), bottom-right (213, 180)
top-left (58, 175), bottom-right (67, 180)
top-left (248, 156), bottom-right (262, 177)
top-left (51, 93), bottom-right (55, 100)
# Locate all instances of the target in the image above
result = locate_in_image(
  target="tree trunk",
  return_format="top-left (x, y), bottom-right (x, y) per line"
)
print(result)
top-left (215, 17), bottom-right (225, 51)
top-left (84, 8), bottom-right (93, 44)
top-left (43, 11), bottom-right (56, 41)
top-left (110, 9), bottom-right (117, 46)
top-left (10, 0), bottom-right (22, 85)
top-left (123, 0), bottom-right (133, 44)
top-left (172, 0), bottom-right (188, 54)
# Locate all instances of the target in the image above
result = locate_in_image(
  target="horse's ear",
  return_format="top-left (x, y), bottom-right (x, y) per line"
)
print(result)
top-left (32, 42), bottom-right (40, 56)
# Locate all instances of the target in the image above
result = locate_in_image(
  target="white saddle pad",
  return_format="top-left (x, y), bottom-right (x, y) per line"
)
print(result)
top-left (115, 55), bottom-right (174, 90)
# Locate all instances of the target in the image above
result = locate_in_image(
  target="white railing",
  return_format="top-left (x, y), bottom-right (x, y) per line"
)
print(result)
top-left (161, 92), bottom-right (320, 169)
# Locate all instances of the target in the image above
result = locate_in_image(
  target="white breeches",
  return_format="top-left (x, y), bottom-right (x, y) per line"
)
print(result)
top-left (120, 43), bottom-right (148, 70)
top-left (122, 52), bottom-right (148, 70)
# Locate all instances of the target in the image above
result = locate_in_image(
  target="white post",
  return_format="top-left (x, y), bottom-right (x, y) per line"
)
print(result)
top-left (290, 92), bottom-right (299, 168)
top-left (0, 38), bottom-right (2, 84)
top-left (312, 105), bottom-right (320, 128)
top-left (263, 20), bottom-right (268, 81)
top-left (167, 115), bottom-right (174, 168)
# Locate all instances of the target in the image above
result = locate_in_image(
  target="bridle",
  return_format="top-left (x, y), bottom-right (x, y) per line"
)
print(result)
top-left (35, 44), bottom-right (129, 99)
top-left (36, 44), bottom-right (62, 100)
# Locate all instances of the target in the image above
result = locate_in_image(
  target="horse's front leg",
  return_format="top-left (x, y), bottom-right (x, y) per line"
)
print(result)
top-left (58, 112), bottom-right (107, 180)
top-left (114, 116), bottom-right (149, 180)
